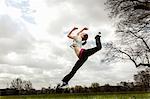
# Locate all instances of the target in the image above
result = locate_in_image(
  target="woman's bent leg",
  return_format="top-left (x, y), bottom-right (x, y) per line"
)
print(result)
top-left (62, 57), bottom-right (88, 83)
top-left (85, 35), bottom-right (102, 57)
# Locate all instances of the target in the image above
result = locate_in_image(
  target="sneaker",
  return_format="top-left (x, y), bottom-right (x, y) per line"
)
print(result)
top-left (60, 82), bottom-right (68, 87)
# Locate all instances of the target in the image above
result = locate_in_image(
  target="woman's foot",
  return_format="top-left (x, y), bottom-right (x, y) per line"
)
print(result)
top-left (60, 82), bottom-right (68, 87)
top-left (95, 32), bottom-right (101, 39)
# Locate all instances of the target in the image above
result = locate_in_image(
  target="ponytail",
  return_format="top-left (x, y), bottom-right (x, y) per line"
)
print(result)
top-left (82, 40), bottom-right (87, 45)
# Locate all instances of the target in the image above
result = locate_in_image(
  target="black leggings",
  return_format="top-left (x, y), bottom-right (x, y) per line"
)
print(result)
top-left (62, 36), bottom-right (102, 83)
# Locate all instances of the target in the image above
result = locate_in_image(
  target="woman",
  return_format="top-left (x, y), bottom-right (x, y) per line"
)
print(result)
top-left (61, 27), bottom-right (102, 87)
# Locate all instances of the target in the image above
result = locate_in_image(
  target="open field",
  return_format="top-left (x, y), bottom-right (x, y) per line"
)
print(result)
top-left (0, 92), bottom-right (150, 99)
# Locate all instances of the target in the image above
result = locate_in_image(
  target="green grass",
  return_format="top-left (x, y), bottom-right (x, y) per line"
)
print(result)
top-left (0, 92), bottom-right (150, 99)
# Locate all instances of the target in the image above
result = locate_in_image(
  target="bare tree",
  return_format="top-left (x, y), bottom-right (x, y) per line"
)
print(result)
top-left (103, 0), bottom-right (150, 67)
top-left (10, 78), bottom-right (33, 90)
top-left (23, 80), bottom-right (32, 91)
top-left (10, 78), bottom-right (23, 90)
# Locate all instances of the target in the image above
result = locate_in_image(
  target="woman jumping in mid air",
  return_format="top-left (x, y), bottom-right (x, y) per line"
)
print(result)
top-left (61, 27), bottom-right (102, 87)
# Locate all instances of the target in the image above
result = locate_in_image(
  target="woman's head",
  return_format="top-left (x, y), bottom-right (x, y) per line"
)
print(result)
top-left (81, 33), bottom-right (88, 41)
top-left (81, 33), bottom-right (88, 45)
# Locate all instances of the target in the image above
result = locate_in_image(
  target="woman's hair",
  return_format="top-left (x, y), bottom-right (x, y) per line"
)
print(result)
top-left (82, 34), bottom-right (88, 40)
top-left (82, 34), bottom-right (88, 45)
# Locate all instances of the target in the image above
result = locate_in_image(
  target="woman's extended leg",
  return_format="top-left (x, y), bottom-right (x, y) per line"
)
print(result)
top-left (84, 35), bottom-right (102, 57)
top-left (62, 57), bottom-right (88, 85)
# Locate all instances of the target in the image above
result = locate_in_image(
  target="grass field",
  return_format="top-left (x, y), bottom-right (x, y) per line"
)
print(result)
top-left (0, 92), bottom-right (150, 99)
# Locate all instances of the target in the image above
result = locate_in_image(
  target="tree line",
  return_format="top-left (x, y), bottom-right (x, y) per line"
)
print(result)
top-left (0, 68), bottom-right (149, 96)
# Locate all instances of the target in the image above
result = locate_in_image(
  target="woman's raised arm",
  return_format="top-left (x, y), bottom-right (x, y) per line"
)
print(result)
top-left (77, 27), bottom-right (88, 35)
top-left (67, 27), bottom-right (78, 39)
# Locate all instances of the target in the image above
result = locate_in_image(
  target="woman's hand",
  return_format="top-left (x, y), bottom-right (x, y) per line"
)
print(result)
top-left (77, 27), bottom-right (88, 35)
top-left (83, 27), bottom-right (88, 30)
top-left (67, 27), bottom-right (78, 39)
top-left (73, 27), bottom-right (78, 30)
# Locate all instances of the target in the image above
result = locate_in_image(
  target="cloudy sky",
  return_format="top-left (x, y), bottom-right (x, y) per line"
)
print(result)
top-left (0, 0), bottom-right (138, 89)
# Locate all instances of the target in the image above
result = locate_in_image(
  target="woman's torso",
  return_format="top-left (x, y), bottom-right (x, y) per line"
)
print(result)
top-left (72, 35), bottom-right (83, 57)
